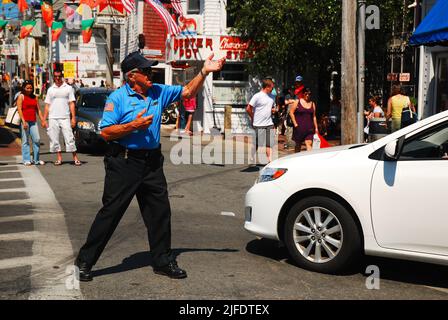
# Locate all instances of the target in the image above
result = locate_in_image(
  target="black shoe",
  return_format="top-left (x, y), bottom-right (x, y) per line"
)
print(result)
top-left (153, 261), bottom-right (187, 279)
top-left (75, 259), bottom-right (93, 282)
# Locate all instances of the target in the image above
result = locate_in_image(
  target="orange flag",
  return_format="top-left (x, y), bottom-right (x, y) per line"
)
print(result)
top-left (17, 0), bottom-right (28, 13)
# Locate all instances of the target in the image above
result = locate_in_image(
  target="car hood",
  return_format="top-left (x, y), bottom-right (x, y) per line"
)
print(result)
top-left (269, 144), bottom-right (366, 168)
top-left (77, 108), bottom-right (103, 124)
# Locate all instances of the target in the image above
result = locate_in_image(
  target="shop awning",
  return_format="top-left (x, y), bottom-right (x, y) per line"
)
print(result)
top-left (409, 0), bottom-right (448, 46)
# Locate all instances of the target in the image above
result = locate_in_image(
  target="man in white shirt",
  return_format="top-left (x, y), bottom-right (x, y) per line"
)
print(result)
top-left (43, 70), bottom-right (81, 166)
top-left (246, 78), bottom-right (276, 163)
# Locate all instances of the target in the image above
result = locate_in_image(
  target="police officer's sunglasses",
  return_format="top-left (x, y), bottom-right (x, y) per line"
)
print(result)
top-left (130, 67), bottom-right (152, 78)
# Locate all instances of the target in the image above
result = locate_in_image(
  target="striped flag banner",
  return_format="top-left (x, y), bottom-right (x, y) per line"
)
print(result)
top-left (171, 0), bottom-right (183, 17)
top-left (120, 0), bottom-right (135, 14)
top-left (144, 0), bottom-right (180, 36)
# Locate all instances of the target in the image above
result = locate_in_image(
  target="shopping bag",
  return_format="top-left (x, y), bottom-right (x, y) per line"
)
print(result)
top-left (312, 133), bottom-right (321, 149)
top-left (317, 133), bottom-right (330, 148)
top-left (5, 106), bottom-right (21, 127)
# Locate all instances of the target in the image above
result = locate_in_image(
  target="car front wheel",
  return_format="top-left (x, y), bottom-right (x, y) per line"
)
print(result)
top-left (284, 196), bottom-right (362, 274)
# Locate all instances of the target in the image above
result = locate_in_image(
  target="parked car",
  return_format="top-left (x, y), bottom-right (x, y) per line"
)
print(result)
top-left (75, 87), bottom-right (114, 150)
top-left (245, 110), bottom-right (448, 274)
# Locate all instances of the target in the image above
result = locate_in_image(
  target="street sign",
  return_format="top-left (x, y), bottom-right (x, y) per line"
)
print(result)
top-left (399, 73), bottom-right (411, 82)
top-left (2, 44), bottom-right (19, 56)
top-left (387, 73), bottom-right (398, 81)
top-left (96, 16), bottom-right (125, 25)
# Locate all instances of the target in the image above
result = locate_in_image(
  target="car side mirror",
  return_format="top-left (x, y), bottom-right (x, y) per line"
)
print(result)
top-left (384, 137), bottom-right (405, 161)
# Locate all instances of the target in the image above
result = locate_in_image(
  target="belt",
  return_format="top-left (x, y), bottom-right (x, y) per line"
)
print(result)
top-left (108, 143), bottom-right (161, 160)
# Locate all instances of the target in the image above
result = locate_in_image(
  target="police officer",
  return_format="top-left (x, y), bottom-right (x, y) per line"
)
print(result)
top-left (75, 51), bottom-right (226, 281)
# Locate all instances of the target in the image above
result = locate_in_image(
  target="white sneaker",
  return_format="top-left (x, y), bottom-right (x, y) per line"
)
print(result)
top-left (34, 160), bottom-right (45, 165)
top-left (23, 161), bottom-right (32, 166)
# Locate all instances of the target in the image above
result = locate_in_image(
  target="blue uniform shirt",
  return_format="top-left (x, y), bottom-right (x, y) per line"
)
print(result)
top-left (101, 83), bottom-right (182, 150)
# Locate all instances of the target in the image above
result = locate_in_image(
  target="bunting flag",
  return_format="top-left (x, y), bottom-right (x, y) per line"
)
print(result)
top-left (17, 0), bottom-right (29, 13)
top-left (51, 21), bottom-right (64, 41)
top-left (144, 0), bottom-right (180, 36)
top-left (98, 0), bottom-right (124, 14)
top-left (41, 0), bottom-right (54, 28)
top-left (171, 0), bottom-right (183, 17)
top-left (19, 20), bottom-right (36, 39)
top-left (94, 0), bottom-right (107, 8)
top-left (81, 18), bottom-right (94, 43)
top-left (64, 3), bottom-right (76, 23)
top-left (0, 20), bottom-right (8, 31)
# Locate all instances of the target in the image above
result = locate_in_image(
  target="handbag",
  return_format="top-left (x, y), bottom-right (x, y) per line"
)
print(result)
top-left (312, 133), bottom-right (321, 149)
top-left (400, 97), bottom-right (417, 128)
top-left (5, 106), bottom-right (21, 127)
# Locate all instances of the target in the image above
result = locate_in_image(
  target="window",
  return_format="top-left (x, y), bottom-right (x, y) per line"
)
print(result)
top-left (226, 0), bottom-right (239, 28)
top-left (81, 93), bottom-right (111, 109)
top-left (436, 55), bottom-right (448, 114)
top-left (187, 0), bottom-right (200, 14)
top-left (400, 122), bottom-right (448, 160)
top-left (213, 63), bottom-right (248, 82)
top-left (67, 32), bottom-right (79, 52)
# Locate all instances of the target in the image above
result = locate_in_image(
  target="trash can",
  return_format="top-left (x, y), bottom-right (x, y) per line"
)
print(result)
top-left (368, 118), bottom-right (390, 142)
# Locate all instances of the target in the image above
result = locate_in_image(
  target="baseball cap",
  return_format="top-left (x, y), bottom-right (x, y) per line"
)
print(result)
top-left (295, 75), bottom-right (303, 82)
top-left (121, 51), bottom-right (158, 74)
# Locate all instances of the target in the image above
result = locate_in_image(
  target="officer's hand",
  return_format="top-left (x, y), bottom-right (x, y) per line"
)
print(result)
top-left (71, 118), bottom-right (76, 129)
top-left (132, 108), bottom-right (153, 130)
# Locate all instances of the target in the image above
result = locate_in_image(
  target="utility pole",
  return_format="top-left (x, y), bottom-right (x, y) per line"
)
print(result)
top-left (357, 0), bottom-right (366, 143)
top-left (341, 0), bottom-right (357, 145)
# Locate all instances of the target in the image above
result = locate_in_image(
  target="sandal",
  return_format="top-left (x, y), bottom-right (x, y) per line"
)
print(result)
top-left (54, 160), bottom-right (62, 166)
top-left (74, 159), bottom-right (82, 166)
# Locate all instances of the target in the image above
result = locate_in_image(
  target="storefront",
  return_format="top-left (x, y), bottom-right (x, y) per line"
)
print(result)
top-left (168, 35), bottom-right (255, 134)
top-left (410, 0), bottom-right (448, 118)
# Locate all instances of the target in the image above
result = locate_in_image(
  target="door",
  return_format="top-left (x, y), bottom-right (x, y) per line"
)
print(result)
top-left (371, 120), bottom-right (448, 255)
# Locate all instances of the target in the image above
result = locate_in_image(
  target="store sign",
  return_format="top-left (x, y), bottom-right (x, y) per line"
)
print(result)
top-left (387, 73), bottom-right (398, 81)
top-left (2, 44), bottom-right (19, 56)
top-left (170, 36), bottom-right (254, 62)
top-left (399, 73), bottom-right (411, 82)
top-left (63, 62), bottom-right (76, 79)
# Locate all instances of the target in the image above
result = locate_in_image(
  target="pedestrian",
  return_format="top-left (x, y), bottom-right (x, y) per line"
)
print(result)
top-left (386, 84), bottom-right (415, 132)
top-left (16, 80), bottom-right (47, 166)
top-left (364, 96), bottom-right (385, 142)
top-left (293, 75), bottom-right (305, 100)
top-left (183, 95), bottom-right (196, 135)
top-left (289, 88), bottom-right (319, 152)
top-left (79, 79), bottom-right (85, 88)
top-left (0, 82), bottom-right (7, 116)
top-left (75, 51), bottom-right (226, 281)
top-left (100, 80), bottom-right (105, 87)
top-left (283, 87), bottom-right (295, 150)
top-left (92, 81), bottom-right (96, 87)
top-left (246, 78), bottom-right (276, 163)
top-left (43, 70), bottom-right (82, 166)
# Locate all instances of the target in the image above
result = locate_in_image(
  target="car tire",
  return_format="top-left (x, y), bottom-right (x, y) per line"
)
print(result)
top-left (284, 196), bottom-right (362, 274)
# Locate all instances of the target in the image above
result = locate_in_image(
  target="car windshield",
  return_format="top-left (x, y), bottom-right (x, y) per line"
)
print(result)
top-left (80, 93), bottom-right (110, 109)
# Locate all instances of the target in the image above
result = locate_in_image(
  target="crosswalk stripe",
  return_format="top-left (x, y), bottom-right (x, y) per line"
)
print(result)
top-left (0, 256), bottom-right (46, 270)
top-left (0, 188), bottom-right (27, 193)
top-left (0, 199), bottom-right (32, 205)
top-left (0, 231), bottom-right (42, 241)
top-left (0, 213), bottom-right (63, 223)
top-left (0, 170), bottom-right (20, 173)
top-left (0, 179), bottom-right (24, 182)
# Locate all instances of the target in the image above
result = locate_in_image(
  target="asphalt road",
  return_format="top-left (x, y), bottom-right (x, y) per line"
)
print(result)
top-left (1, 125), bottom-right (448, 300)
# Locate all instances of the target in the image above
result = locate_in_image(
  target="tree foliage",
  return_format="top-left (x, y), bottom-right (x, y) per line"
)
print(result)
top-left (228, 0), bottom-right (415, 103)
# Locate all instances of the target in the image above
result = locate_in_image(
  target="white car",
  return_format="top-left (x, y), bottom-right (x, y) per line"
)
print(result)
top-left (245, 110), bottom-right (448, 274)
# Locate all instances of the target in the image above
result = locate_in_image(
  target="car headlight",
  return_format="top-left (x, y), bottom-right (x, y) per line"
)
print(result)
top-left (77, 121), bottom-right (95, 131)
top-left (257, 167), bottom-right (288, 183)
top-left (97, 119), bottom-right (102, 131)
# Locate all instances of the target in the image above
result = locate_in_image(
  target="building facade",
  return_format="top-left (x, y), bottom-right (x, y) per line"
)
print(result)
top-left (138, 0), bottom-right (255, 134)
top-left (417, 0), bottom-right (448, 118)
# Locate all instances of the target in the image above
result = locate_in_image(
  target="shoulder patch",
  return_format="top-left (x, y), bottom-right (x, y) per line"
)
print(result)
top-left (104, 102), bottom-right (114, 112)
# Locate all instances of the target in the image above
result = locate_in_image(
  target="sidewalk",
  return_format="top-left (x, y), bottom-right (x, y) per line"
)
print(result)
top-left (162, 125), bottom-right (342, 159)
top-left (0, 117), bottom-right (21, 157)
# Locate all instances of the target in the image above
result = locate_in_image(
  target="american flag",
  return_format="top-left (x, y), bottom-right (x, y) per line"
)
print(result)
top-left (170, 0), bottom-right (183, 17)
top-left (120, 0), bottom-right (136, 13)
top-left (144, 0), bottom-right (180, 36)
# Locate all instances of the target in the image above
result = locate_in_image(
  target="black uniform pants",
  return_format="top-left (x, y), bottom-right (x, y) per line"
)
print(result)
top-left (77, 146), bottom-right (174, 268)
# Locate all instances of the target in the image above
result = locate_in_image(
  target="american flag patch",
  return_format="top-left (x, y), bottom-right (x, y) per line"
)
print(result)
top-left (104, 103), bottom-right (114, 112)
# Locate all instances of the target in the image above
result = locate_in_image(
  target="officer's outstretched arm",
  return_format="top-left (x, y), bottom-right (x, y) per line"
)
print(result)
top-left (100, 109), bottom-right (153, 141)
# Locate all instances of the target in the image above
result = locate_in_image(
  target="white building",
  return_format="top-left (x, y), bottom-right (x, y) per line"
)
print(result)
top-left (137, 0), bottom-right (257, 134)
top-left (413, 0), bottom-right (448, 118)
